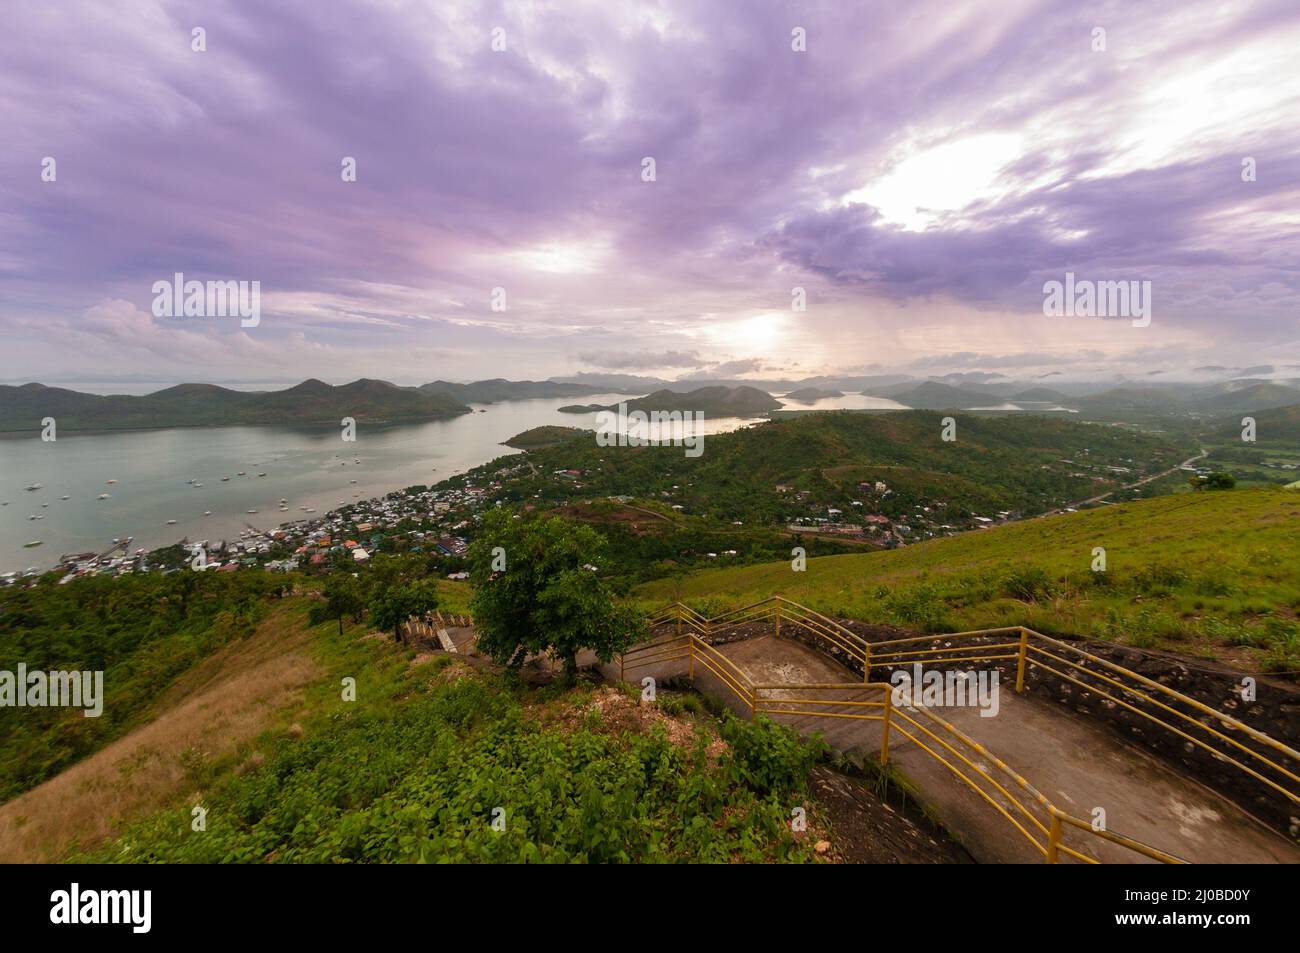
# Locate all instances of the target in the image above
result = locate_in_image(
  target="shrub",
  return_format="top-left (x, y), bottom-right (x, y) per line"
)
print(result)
top-left (1001, 567), bottom-right (1054, 602)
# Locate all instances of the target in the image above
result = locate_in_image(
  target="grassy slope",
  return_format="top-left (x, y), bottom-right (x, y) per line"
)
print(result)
top-left (637, 488), bottom-right (1300, 670)
top-left (3, 583), bottom-right (830, 863)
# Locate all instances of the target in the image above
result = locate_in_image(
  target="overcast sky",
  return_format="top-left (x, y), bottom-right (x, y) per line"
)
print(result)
top-left (2, 0), bottom-right (1298, 387)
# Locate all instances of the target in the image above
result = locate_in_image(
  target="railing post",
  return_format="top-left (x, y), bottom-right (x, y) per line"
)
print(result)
top-left (774, 600), bottom-right (781, 640)
top-left (619, 653), bottom-right (625, 683)
top-left (1046, 812), bottom-right (1062, 863)
top-left (688, 635), bottom-right (695, 679)
top-left (749, 686), bottom-right (757, 721)
top-left (862, 642), bottom-right (871, 683)
top-left (1015, 627), bottom-right (1029, 693)
top-left (880, 686), bottom-right (892, 765)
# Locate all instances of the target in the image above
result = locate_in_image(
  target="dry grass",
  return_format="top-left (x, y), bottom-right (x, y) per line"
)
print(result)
top-left (0, 603), bottom-right (324, 863)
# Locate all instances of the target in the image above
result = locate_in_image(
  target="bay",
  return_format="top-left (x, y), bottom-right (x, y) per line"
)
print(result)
top-left (0, 394), bottom-right (758, 574)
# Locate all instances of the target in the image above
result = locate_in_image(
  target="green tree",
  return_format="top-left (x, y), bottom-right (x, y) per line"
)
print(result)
top-left (368, 579), bottom-right (440, 643)
top-left (314, 573), bottom-right (365, 636)
top-left (1189, 472), bottom-right (1236, 490)
top-left (468, 509), bottom-right (646, 682)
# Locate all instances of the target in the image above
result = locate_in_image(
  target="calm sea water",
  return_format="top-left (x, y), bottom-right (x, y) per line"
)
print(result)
top-left (0, 393), bottom-right (777, 573)
top-left (0, 390), bottom-right (934, 573)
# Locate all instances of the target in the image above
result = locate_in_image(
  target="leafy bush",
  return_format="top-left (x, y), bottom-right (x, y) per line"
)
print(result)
top-left (718, 713), bottom-right (828, 796)
top-left (1001, 567), bottom-right (1054, 602)
top-left (81, 675), bottom-right (823, 863)
top-left (883, 585), bottom-right (948, 631)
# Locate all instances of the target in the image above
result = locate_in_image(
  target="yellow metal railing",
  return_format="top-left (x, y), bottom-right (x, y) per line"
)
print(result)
top-left (867, 625), bottom-right (1300, 810)
top-left (650, 597), bottom-right (871, 679)
top-left (624, 599), bottom-right (1300, 863)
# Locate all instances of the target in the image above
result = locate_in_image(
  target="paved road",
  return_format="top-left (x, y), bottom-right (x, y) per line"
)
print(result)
top-left (606, 631), bottom-right (1300, 864)
top-left (1042, 449), bottom-right (1208, 517)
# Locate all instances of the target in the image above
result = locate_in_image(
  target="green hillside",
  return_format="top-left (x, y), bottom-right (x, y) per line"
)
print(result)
top-left (463, 410), bottom-right (1191, 527)
top-left (637, 488), bottom-right (1300, 672)
top-left (0, 580), bottom-right (834, 864)
top-left (502, 425), bottom-right (594, 449)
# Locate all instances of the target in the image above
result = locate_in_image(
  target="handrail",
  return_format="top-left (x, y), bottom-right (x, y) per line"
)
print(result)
top-left (621, 598), bottom-right (1300, 863)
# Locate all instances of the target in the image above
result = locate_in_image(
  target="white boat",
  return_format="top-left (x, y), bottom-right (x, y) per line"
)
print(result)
top-left (237, 471), bottom-right (246, 476)
top-left (166, 519), bottom-right (177, 525)
top-left (106, 479), bottom-right (118, 485)
top-left (60, 495), bottom-right (70, 500)
top-left (247, 509), bottom-right (258, 514)
top-left (27, 515), bottom-right (38, 520)
top-left (97, 493), bottom-right (110, 500)
top-left (257, 472), bottom-right (266, 477)
top-left (203, 510), bottom-right (212, 516)
top-left (221, 477), bottom-right (230, 482)
top-left (24, 540), bottom-right (42, 548)
top-left (25, 483), bottom-right (42, 491)
top-left (194, 483), bottom-right (203, 488)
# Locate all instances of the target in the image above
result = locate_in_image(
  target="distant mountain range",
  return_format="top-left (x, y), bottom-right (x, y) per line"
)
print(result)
top-left (882, 381), bottom-right (994, 409)
top-left (559, 385), bottom-right (783, 417)
top-left (0, 379), bottom-right (471, 432)
top-left (418, 379), bottom-right (624, 403)
top-left (784, 387), bottom-right (844, 402)
top-left (3, 373), bottom-right (1299, 434)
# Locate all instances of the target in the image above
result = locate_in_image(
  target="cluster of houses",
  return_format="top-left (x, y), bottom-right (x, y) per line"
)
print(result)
top-left (776, 480), bottom-right (1023, 547)
top-left (20, 476), bottom-right (498, 587)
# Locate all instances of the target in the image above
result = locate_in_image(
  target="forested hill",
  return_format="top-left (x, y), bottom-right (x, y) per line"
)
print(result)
top-left (0, 379), bottom-right (471, 432)
top-left (454, 409), bottom-right (1193, 524)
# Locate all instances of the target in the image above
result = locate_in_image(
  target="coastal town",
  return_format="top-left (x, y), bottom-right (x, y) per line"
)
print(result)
top-left (7, 478), bottom-right (489, 586)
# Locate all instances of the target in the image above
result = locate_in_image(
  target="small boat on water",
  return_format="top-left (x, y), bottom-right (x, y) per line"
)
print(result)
top-left (304, 508), bottom-right (316, 513)
top-left (41, 503), bottom-right (48, 508)
top-left (166, 519), bottom-right (177, 525)
top-left (106, 479), bottom-right (118, 485)
top-left (194, 482), bottom-right (203, 488)
top-left (257, 472), bottom-right (267, 477)
top-left (97, 493), bottom-right (111, 500)
top-left (221, 477), bottom-right (230, 482)
top-left (28, 515), bottom-right (38, 521)
top-left (247, 509), bottom-right (258, 514)
top-left (24, 540), bottom-right (42, 548)
top-left (237, 471), bottom-right (246, 476)
top-left (25, 483), bottom-right (42, 491)
top-left (203, 510), bottom-right (212, 516)
top-left (350, 479), bottom-right (357, 484)
top-left (60, 495), bottom-right (70, 500)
